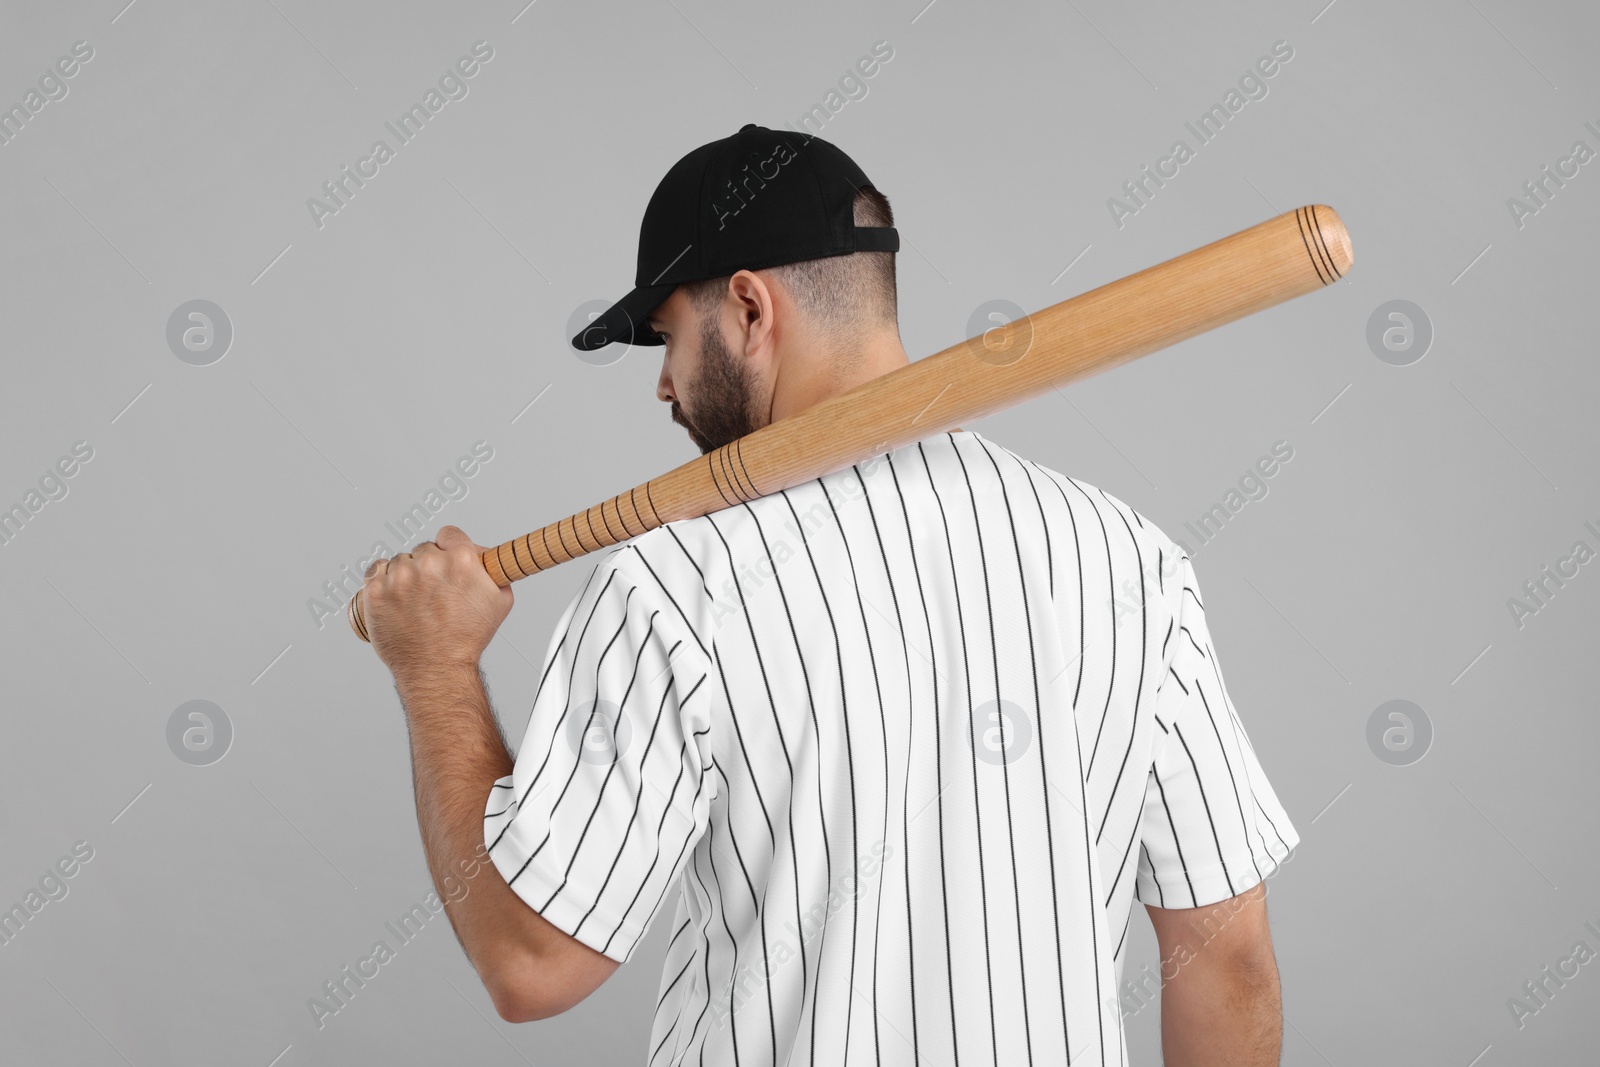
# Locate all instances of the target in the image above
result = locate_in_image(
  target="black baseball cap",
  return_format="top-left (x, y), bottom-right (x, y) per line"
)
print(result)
top-left (571, 123), bottom-right (899, 351)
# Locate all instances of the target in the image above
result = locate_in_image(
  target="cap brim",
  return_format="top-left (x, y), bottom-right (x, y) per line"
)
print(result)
top-left (571, 283), bottom-right (675, 351)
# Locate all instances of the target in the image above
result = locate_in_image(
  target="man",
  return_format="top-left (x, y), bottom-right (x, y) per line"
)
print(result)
top-left (360, 123), bottom-right (1300, 1065)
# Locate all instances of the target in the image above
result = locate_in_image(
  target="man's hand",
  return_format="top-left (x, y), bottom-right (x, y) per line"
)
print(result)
top-left (361, 525), bottom-right (513, 680)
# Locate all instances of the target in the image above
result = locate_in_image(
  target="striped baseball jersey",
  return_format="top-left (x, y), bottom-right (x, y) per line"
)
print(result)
top-left (484, 428), bottom-right (1299, 1065)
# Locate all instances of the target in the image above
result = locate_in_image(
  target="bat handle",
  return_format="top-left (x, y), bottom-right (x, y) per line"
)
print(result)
top-left (347, 485), bottom-right (657, 642)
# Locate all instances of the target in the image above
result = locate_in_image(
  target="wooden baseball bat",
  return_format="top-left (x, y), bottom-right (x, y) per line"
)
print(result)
top-left (350, 204), bottom-right (1352, 642)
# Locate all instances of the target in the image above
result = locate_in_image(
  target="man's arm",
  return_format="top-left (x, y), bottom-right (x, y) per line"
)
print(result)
top-left (360, 524), bottom-right (621, 1022)
top-left (1144, 882), bottom-right (1283, 1066)
top-left (395, 664), bottom-right (620, 1022)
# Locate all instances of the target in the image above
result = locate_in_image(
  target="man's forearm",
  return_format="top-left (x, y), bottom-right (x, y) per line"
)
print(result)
top-left (1159, 953), bottom-right (1283, 1066)
top-left (393, 665), bottom-right (523, 984)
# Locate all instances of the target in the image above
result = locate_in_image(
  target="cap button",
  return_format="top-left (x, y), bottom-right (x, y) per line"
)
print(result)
top-left (740, 123), bottom-right (759, 132)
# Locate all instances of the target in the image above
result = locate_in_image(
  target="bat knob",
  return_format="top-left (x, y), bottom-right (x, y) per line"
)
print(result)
top-left (348, 589), bottom-right (371, 642)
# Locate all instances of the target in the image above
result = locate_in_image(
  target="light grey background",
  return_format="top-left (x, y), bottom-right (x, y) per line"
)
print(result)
top-left (2, 0), bottom-right (1595, 1064)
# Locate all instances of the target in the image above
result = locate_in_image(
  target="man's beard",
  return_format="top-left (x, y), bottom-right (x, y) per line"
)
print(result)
top-left (672, 313), bottom-right (760, 456)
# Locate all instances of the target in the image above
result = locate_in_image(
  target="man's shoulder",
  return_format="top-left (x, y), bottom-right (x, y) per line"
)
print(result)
top-left (600, 522), bottom-right (722, 624)
top-left (609, 434), bottom-right (1187, 589)
top-left (600, 522), bottom-right (708, 588)
top-left (585, 527), bottom-right (720, 662)
top-left (991, 441), bottom-right (1184, 562)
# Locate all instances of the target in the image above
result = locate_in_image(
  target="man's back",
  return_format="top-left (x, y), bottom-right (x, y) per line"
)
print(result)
top-left (485, 428), bottom-right (1298, 1065)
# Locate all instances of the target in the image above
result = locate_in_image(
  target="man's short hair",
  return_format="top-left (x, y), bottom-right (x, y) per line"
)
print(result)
top-left (682, 185), bottom-right (898, 343)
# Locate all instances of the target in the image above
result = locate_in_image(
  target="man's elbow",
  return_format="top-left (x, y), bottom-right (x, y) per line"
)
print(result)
top-left (486, 950), bottom-right (556, 1023)
top-left (491, 986), bottom-right (547, 1024)
top-left (480, 913), bottom-right (624, 1021)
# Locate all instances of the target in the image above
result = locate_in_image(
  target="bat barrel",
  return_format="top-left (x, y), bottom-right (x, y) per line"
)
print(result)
top-left (350, 204), bottom-right (1352, 642)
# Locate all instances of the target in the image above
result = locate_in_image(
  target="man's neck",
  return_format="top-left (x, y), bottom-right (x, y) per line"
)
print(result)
top-left (769, 330), bottom-right (912, 424)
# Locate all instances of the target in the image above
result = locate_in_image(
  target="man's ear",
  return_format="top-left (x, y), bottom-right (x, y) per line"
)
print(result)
top-left (727, 269), bottom-right (777, 355)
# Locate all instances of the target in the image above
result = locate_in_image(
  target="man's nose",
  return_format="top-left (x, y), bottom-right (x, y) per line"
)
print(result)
top-left (656, 361), bottom-right (674, 404)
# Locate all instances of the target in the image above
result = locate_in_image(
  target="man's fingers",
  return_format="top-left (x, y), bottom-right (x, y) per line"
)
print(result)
top-left (434, 525), bottom-right (492, 574)
top-left (435, 525), bottom-right (470, 550)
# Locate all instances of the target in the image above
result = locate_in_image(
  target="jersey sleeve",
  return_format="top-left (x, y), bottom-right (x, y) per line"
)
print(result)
top-left (1135, 550), bottom-right (1299, 909)
top-left (483, 546), bottom-right (718, 964)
